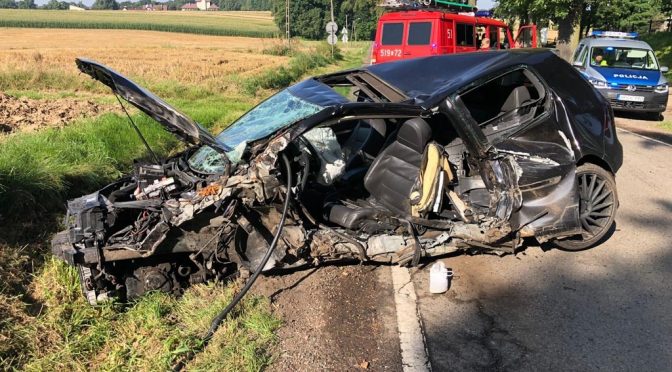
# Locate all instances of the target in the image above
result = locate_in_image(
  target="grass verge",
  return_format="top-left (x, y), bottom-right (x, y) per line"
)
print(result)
top-left (658, 121), bottom-right (672, 132)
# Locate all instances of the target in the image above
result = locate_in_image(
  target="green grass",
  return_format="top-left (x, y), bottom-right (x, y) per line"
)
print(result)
top-left (641, 32), bottom-right (672, 78)
top-left (658, 121), bottom-right (672, 132)
top-left (5, 258), bottom-right (280, 371)
top-left (0, 9), bottom-right (279, 38)
top-left (0, 43), bottom-right (369, 371)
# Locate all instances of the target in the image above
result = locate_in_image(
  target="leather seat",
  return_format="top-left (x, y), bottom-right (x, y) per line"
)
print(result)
top-left (324, 118), bottom-right (432, 228)
top-left (363, 118), bottom-right (433, 216)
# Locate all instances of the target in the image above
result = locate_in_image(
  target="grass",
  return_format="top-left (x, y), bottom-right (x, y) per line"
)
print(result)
top-left (658, 121), bottom-right (672, 132)
top-left (0, 31), bottom-right (369, 370)
top-left (3, 258), bottom-right (280, 371)
top-left (641, 32), bottom-right (672, 78)
top-left (0, 9), bottom-right (279, 38)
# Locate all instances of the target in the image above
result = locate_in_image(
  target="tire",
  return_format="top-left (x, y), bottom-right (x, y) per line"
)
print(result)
top-left (553, 163), bottom-right (618, 251)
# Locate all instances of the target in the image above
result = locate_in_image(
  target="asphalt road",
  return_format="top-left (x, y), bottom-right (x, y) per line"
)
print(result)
top-left (413, 121), bottom-right (672, 371)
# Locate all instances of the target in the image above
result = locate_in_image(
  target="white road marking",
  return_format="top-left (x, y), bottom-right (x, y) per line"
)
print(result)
top-left (617, 127), bottom-right (672, 148)
top-left (390, 266), bottom-right (430, 372)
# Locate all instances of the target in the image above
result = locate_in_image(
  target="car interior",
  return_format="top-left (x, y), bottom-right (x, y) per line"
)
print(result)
top-left (294, 69), bottom-right (547, 232)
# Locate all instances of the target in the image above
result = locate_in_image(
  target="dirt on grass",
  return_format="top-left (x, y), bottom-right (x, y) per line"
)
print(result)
top-left (253, 265), bottom-right (403, 372)
top-left (0, 92), bottom-right (109, 134)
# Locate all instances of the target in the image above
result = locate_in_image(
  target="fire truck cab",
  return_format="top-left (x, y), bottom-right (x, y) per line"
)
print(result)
top-left (372, 6), bottom-right (537, 64)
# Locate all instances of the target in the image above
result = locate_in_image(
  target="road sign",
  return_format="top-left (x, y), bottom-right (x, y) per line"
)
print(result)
top-left (341, 34), bottom-right (349, 43)
top-left (341, 27), bottom-right (348, 34)
top-left (326, 21), bottom-right (338, 34)
top-left (327, 33), bottom-right (338, 45)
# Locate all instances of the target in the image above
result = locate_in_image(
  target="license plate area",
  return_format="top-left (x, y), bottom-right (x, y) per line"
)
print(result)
top-left (617, 94), bottom-right (645, 102)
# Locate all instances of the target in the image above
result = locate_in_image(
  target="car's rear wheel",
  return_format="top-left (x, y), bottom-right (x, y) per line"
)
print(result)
top-left (553, 163), bottom-right (618, 251)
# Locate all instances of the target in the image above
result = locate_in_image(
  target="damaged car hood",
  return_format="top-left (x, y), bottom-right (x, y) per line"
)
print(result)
top-left (76, 58), bottom-right (227, 152)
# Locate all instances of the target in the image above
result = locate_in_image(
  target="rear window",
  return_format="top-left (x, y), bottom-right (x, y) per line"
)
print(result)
top-left (456, 23), bottom-right (474, 46)
top-left (382, 23), bottom-right (404, 45)
top-left (408, 22), bottom-right (432, 45)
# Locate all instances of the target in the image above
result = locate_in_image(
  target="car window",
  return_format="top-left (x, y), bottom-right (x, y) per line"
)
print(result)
top-left (408, 22), bottom-right (432, 45)
top-left (573, 44), bottom-right (585, 63)
top-left (489, 26), bottom-right (498, 49)
top-left (458, 69), bottom-right (547, 138)
top-left (382, 23), bottom-right (404, 46)
top-left (456, 23), bottom-right (474, 46)
top-left (590, 46), bottom-right (659, 70)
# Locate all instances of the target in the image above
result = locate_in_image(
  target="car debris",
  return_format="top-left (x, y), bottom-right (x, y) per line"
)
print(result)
top-left (52, 50), bottom-right (622, 305)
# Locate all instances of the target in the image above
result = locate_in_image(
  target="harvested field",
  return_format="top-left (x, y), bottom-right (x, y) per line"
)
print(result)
top-left (0, 92), bottom-right (110, 133)
top-left (0, 28), bottom-right (291, 95)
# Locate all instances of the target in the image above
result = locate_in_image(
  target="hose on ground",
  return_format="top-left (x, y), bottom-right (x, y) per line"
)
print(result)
top-left (203, 152), bottom-right (293, 342)
top-left (172, 154), bottom-right (292, 371)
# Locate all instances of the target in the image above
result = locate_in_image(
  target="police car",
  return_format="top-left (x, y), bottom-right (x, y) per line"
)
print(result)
top-left (571, 31), bottom-right (669, 118)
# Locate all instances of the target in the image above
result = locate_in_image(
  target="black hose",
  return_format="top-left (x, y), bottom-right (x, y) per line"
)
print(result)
top-left (203, 153), bottom-right (293, 343)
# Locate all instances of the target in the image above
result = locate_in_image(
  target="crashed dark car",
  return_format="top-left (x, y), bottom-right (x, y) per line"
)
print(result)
top-left (52, 50), bottom-right (622, 304)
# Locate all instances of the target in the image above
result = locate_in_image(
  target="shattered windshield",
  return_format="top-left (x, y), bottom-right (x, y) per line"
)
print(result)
top-left (188, 89), bottom-right (324, 173)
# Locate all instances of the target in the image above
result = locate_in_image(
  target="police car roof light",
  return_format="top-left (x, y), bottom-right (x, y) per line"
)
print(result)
top-left (589, 30), bottom-right (638, 39)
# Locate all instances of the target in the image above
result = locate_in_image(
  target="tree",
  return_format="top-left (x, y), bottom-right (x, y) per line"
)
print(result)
top-left (0, 0), bottom-right (17, 8)
top-left (17, 0), bottom-right (36, 8)
top-left (272, 0), bottom-right (378, 40)
top-left (42, 0), bottom-right (69, 9)
top-left (92, 0), bottom-right (119, 10)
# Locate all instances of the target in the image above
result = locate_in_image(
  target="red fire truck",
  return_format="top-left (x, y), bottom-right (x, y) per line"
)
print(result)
top-left (371, 1), bottom-right (537, 64)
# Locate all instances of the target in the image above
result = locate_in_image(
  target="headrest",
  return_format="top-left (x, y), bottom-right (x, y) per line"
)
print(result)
top-left (501, 86), bottom-right (532, 113)
top-left (397, 118), bottom-right (432, 152)
top-left (364, 119), bottom-right (387, 138)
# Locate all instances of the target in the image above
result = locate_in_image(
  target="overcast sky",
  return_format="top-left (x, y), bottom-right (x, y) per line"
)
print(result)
top-left (36, 0), bottom-right (498, 10)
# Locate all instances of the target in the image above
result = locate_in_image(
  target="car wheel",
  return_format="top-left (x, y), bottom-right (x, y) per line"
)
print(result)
top-left (554, 163), bottom-right (618, 251)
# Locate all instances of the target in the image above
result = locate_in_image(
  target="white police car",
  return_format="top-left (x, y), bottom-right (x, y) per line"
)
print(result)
top-left (572, 31), bottom-right (669, 119)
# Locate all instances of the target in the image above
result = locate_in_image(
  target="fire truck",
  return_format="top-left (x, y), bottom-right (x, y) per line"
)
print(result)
top-left (371, 0), bottom-right (538, 64)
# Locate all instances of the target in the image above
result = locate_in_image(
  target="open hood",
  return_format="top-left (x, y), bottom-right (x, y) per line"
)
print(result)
top-left (76, 58), bottom-right (227, 153)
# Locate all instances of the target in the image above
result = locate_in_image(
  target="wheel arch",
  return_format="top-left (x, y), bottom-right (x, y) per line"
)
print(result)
top-left (577, 154), bottom-right (614, 175)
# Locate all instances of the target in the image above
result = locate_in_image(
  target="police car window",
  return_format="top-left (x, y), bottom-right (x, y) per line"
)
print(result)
top-left (456, 23), bottom-right (474, 46)
top-left (577, 44), bottom-right (589, 65)
top-left (382, 23), bottom-right (404, 45)
top-left (590, 47), bottom-right (659, 70)
top-left (573, 44), bottom-right (584, 63)
top-left (408, 22), bottom-right (432, 45)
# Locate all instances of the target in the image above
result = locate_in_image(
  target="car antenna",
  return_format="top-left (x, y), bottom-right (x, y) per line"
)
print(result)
top-left (114, 94), bottom-right (161, 164)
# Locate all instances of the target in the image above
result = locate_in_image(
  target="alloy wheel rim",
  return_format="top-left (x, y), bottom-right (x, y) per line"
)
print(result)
top-left (577, 172), bottom-right (615, 239)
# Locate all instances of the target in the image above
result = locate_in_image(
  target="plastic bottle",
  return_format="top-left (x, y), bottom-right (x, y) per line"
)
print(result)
top-left (429, 261), bottom-right (449, 294)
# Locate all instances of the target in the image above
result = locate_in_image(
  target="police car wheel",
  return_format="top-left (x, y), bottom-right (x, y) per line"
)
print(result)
top-left (553, 163), bottom-right (618, 251)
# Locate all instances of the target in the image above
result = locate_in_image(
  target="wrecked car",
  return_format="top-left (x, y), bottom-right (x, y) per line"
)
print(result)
top-left (52, 50), bottom-right (622, 304)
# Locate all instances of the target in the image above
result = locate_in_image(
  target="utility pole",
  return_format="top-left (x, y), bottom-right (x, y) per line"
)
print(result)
top-left (286, 0), bottom-right (291, 50)
top-left (330, 0), bottom-right (335, 58)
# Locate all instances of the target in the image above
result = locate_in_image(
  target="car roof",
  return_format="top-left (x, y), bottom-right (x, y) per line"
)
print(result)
top-left (358, 49), bottom-right (558, 104)
top-left (579, 38), bottom-right (653, 49)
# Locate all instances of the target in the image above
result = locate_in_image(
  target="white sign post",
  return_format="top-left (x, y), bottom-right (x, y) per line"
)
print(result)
top-left (326, 20), bottom-right (338, 56)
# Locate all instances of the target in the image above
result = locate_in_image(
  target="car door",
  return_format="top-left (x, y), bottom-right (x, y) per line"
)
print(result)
top-left (404, 20), bottom-right (435, 59)
top-left (441, 68), bottom-right (582, 241)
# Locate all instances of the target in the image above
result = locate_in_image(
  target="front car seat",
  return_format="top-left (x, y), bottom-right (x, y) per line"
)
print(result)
top-left (363, 118), bottom-right (432, 216)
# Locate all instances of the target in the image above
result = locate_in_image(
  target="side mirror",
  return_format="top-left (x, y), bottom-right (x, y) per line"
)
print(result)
top-left (572, 61), bottom-right (584, 68)
top-left (661, 66), bottom-right (669, 73)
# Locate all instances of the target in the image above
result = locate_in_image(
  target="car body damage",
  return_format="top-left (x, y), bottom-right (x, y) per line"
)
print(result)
top-left (53, 51), bottom-right (622, 304)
